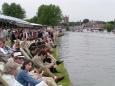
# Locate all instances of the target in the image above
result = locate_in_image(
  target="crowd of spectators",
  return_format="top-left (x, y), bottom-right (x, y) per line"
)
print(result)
top-left (0, 26), bottom-right (64, 86)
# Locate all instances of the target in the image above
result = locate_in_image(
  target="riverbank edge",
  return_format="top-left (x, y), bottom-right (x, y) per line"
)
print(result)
top-left (53, 47), bottom-right (72, 86)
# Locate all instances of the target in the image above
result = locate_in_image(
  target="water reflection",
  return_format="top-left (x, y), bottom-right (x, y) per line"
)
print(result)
top-left (59, 32), bottom-right (115, 86)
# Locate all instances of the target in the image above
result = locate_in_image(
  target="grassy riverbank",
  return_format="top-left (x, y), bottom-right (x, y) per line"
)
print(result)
top-left (53, 47), bottom-right (72, 86)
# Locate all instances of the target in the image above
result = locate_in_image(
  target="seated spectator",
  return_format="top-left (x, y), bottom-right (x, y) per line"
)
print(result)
top-left (8, 52), bottom-right (25, 71)
top-left (39, 45), bottom-right (63, 67)
top-left (29, 67), bottom-right (57, 86)
top-left (30, 46), bottom-right (55, 71)
top-left (13, 53), bottom-right (25, 65)
top-left (30, 47), bottom-right (64, 83)
top-left (38, 49), bottom-right (56, 71)
top-left (16, 59), bottom-right (48, 86)
top-left (2, 62), bottom-right (23, 86)
top-left (0, 38), bottom-right (13, 59)
top-left (13, 39), bottom-right (20, 52)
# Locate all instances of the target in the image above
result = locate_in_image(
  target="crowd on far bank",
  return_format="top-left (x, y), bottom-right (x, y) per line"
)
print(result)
top-left (0, 26), bottom-right (64, 86)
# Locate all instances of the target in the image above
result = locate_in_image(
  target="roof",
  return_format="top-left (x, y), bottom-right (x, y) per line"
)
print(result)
top-left (0, 14), bottom-right (31, 27)
top-left (30, 23), bottom-right (42, 27)
top-left (0, 14), bottom-right (44, 28)
top-left (0, 14), bottom-right (29, 24)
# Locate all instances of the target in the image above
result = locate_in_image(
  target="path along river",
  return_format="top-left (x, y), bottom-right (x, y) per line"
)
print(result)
top-left (59, 32), bottom-right (115, 86)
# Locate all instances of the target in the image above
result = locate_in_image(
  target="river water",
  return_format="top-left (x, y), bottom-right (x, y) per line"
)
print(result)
top-left (59, 32), bottom-right (115, 86)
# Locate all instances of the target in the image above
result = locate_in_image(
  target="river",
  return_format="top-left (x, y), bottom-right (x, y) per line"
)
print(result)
top-left (59, 32), bottom-right (115, 86)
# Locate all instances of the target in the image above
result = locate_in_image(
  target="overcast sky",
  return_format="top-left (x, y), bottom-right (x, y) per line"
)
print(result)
top-left (0, 0), bottom-right (115, 22)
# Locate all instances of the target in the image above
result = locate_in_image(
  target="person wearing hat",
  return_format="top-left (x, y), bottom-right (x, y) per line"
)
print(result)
top-left (14, 55), bottom-right (24, 65)
top-left (8, 52), bottom-right (25, 71)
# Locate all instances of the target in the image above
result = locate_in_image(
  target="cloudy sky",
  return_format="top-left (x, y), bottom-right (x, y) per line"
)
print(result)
top-left (0, 0), bottom-right (115, 22)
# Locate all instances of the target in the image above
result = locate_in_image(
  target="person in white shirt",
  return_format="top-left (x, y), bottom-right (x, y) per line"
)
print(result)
top-left (0, 38), bottom-right (13, 59)
top-left (2, 62), bottom-right (23, 86)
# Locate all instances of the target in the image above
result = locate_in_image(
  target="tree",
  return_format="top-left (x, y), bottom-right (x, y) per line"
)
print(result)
top-left (36, 4), bottom-right (62, 26)
top-left (2, 3), bottom-right (10, 15)
top-left (69, 22), bottom-right (81, 26)
top-left (26, 16), bottom-right (38, 23)
top-left (108, 21), bottom-right (114, 25)
top-left (104, 23), bottom-right (113, 32)
top-left (83, 19), bottom-right (89, 24)
top-left (2, 3), bottom-right (26, 19)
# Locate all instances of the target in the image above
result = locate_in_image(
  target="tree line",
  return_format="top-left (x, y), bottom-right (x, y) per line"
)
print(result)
top-left (69, 19), bottom-right (115, 32)
top-left (1, 3), bottom-right (62, 26)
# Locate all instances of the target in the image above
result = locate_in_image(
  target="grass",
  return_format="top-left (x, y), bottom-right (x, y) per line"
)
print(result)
top-left (53, 47), bottom-right (72, 86)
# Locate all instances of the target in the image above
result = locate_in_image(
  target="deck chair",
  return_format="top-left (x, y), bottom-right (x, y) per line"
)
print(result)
top-left (0, 57), bottom-right (7, 63)
top-left (0, 62), bottom-right (4, 72)
top-left (20, 41), bottom-right (31, 59)
top-left (20, 48), bottom-right (31, 59)
top-left (0, 52), bottom-right (9, 63)
top-left (20, 41), bottom-right (35, 59)
top-left (0, 50), bottom-right (12, 63)
top-left (0, 76), bottom-right (9, 86)
top-left (0, 63), bottom-right (8, 86)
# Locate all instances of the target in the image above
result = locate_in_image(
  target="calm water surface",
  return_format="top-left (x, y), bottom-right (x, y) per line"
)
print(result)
top-left (59, 32), bottom-right (115, 86)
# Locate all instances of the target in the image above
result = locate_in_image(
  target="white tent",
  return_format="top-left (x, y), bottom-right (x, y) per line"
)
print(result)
top-left (0, 14), bottom-right (29, 24)
top-left (0, 14), bottom-right (44, 28)
top-left (0, 14), bottom-right (31, 27)
top-left (30, 23), bottom-right (42, 27)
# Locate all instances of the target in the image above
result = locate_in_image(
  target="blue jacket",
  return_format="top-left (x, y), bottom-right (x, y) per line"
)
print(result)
top-left (16, 69), bottom-right (41, 86)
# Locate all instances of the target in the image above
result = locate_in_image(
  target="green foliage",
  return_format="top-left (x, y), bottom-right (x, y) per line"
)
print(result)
top-left (2, 3), bottom-right (10, 15)
top-left (83, 19), bottom-right (89, 24)
top-left (104, 23), bottom-right (113, 32)
top-left (69, 22), bottom-right (81, 26)
top-left (26, 16), bottom-right (38, 23)
top-left (107, 21), bottom-right (114, 25)
top-left (37, 4), bottom-right (62, 26)
top-left (2, 3), bottom-right (25, 19)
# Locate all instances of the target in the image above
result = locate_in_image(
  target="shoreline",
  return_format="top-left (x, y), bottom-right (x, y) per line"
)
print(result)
top-left (53, 47), bottom-right (72, 86)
